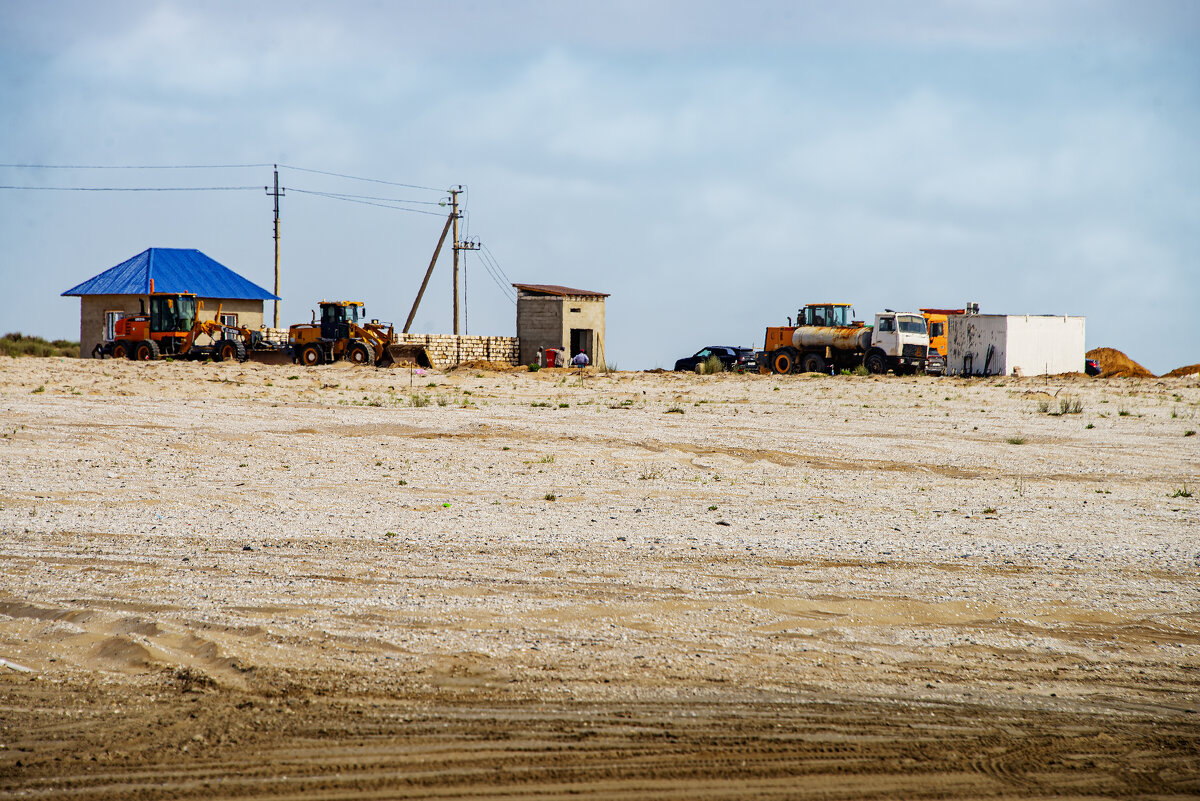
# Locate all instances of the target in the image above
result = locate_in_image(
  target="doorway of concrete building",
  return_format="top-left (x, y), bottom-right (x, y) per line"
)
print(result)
top-left (570, 328), bottom-right (594, 361)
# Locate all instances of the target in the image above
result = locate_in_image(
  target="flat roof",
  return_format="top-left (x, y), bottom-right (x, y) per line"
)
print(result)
top-left (513, 283), bottom-right (609, 298)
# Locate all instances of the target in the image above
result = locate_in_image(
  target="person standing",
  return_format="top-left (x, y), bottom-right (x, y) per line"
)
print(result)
top-left (571, 350), bottom-right (589, 368)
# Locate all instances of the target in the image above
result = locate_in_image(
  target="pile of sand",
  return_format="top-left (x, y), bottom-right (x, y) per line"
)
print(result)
top-left (1163, 363), bottom-right (1200, 378)
top-left (1086, 347), bottom-right (1154, 378)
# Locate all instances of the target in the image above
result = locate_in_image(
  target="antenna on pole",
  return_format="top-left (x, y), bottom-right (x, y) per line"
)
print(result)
top-left (265, 165), bottom-right (285, 328)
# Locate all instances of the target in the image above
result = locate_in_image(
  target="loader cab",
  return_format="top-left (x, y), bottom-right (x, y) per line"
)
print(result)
top-left (800, 304), bottom-right (853, 328)
top-left (320, 301), bottom-right (363, 340)
top-left (149, 293), bottom-right (197, 335)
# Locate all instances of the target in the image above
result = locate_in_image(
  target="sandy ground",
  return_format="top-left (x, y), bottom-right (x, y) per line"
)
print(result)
top-left (1, 356), bottom-right (1197, 800)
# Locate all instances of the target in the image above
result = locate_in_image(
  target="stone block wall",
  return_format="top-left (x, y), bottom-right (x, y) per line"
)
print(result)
top-left (392, 333), bottom-right (519, 367)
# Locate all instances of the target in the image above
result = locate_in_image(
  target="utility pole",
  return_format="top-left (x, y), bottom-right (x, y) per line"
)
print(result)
top-left (265, 165), bottom-right (285, 329)
top-left (449, 185), bottom-right (479, 335)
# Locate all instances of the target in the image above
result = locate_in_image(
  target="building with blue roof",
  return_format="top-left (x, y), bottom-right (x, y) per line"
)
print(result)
top-left (62, 248), bottom-right (279, 358)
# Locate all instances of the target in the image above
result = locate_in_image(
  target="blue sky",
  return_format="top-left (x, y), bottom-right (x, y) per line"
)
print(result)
top-left (2, 1), bottom-right (1197, 372)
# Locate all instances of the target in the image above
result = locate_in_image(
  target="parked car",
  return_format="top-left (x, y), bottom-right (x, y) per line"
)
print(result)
top-left (674, 346), bottom-right (757, 373)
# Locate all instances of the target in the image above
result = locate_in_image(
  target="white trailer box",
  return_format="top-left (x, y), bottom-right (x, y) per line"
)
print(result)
top-left (947, 315), bottom-right (1086, 376)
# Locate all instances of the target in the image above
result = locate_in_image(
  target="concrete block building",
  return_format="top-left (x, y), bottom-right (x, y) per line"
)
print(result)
top-left (61, 248), bottom-right (279, 358)
top-left (947, 314), bottom-right (1086, 376)
top-left (513, 283), bottom-right (608, 367)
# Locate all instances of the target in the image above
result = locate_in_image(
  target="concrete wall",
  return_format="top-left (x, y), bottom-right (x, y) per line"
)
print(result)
top-left (947, 315), bottom-right (1086, 376)
top-left (77, 296), bottom-right (265, 357)
top-left (516, 294), bottom-right (564, 365)
top-left (516, 292), bottom-right (606, 366)
top-left (392, 333), bottom-right (519, 367)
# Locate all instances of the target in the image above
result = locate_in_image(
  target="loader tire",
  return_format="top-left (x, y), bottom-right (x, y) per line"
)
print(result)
top-left (801, 352), bottom-right (826, 374)
top-left (347, 342), bottom-right (375, 366)
top-left (864, 351), bottom-right (887, 375)
top-left (111, 342), bottom-right (130, 360)
top-left (298, 343), bottom-right (325, 366)
top-left (215, 339), bottom-right (248, 363)
top-left (770, 349), bottom-right (796, 375)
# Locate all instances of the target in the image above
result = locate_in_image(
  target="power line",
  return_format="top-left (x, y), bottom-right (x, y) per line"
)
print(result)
top-left (0, 163), bottom-right (272, 170)
top-left (0, 162), bottom-right (448, 194)
top-left (481, 243), bottom-right (515, 287)
top-left (292, 189), bottom-right (445, 206)
top-left (278, 164), bottom-right (443, 193)
top-left (287, 187), bottom-right (448, 216)
top-left (476, 247), bottom-right (518, 305)
top-left (0, 185), bottom-right (260, 191)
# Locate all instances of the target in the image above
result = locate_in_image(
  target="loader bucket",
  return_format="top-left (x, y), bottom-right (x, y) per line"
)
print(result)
top-left (247, 349), bottom-right (293, 366)
top-left (381, 343), bottom-right (433, 369)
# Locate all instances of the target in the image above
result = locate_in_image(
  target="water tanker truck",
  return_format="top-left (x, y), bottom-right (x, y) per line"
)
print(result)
top-left (758, 303), bottom-right (929, 375)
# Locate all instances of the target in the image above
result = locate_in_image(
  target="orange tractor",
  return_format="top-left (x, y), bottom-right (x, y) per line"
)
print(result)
top-left (94, 288), bottom-right (265, 362)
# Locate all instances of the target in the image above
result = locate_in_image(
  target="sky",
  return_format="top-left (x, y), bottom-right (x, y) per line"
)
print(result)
top-left (1, 0), bottom-right (1197, 373)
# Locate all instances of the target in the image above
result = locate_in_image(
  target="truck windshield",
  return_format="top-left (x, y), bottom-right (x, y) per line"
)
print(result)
top-left (898, 316), bottom-right (926, 333)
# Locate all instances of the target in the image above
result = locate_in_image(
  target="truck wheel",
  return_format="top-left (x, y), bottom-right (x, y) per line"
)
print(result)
top-left (215, 339), bottom-right (247, 362)
top-left (346, 342), bottom-right (375, 366)
top-left (298, 343), bottom-right (325, 366)
top-left (111, 342), bottom-right (129, 360)
top-left (865, 351), bottom-right (887, 375)
top-left (801, 353), bottom-right (826, 373)
top-left (133, 340), bottom-right (160, 361)
top-left (771, 350), bottom-right (795, 375)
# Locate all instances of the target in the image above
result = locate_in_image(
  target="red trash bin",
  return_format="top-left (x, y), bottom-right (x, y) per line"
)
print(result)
top-left (545, 349), bottom-right (557, 368)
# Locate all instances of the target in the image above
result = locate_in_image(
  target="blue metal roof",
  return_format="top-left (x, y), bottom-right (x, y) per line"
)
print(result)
top-left (61, 248), bottom-right (280, 300)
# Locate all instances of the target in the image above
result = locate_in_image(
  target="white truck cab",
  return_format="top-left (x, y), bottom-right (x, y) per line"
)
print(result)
top-left (864, 312), bottom-right (929, 375)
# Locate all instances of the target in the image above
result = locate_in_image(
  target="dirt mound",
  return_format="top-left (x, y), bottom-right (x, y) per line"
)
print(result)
top-left (450, 360), bottom-right (523, 372)
top-left (1086, 347), bottom-right (1154, 378)
top-left (1163, 363), bottom-right (1200, 378)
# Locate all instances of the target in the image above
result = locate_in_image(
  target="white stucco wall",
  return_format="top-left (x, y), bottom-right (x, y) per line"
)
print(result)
top-left (948, 315), bottom-right (1086, 376)
top-left (1004, 315), bottom-right (1086, 376)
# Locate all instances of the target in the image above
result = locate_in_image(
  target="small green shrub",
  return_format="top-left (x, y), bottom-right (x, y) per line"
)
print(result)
top-left (544, 493), bottom-right (557, 501)
top-left (1006, 436), bottom-right (1026, 445)
top-left (665, 407), bottom-right (684, 414)
top-left (1059, 396), bottom-right (1084, 415)
top-left (409, 393), bottom-right (430, 407)
top-left (527, 363), bottom-right (540, 372)
top-left (1169, 483), bottom-right (1191, 498)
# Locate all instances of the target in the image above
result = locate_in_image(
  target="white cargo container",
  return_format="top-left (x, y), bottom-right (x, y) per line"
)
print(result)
top-left (947, 314), bottom-right (1086, 376)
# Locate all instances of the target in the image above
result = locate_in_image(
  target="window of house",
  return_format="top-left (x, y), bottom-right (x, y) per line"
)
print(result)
top-left (219, 313), bottom-right (238, 328)
top-left (570, 307), bottom-right (581, 313)
top-left (104, 311), bottom-right (123, 341)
